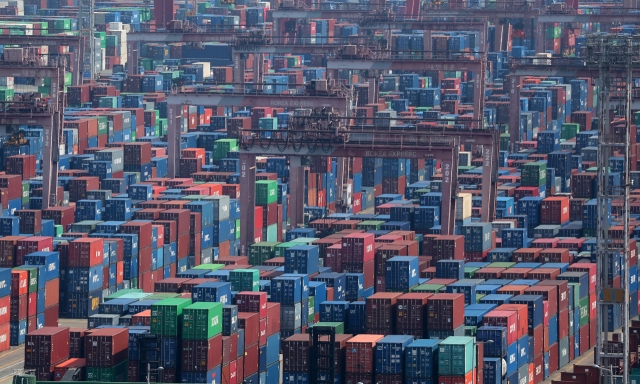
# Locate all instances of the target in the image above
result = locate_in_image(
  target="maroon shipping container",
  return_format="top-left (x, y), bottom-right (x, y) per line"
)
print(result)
top-left (512, 248), bottom-right (543, 262)
top-left (558, 308), bottom-right (569, 340)
top-left (497, 304), bottom-right (529, 340)
top-left (238, 312), bottom-right (259, 347)
top-left (221, 333), bottom-right (238, 366)
top-left (235, 292), bottom-right (268, 319)
top-left (266, 303), bottom-right (280, 336)
top-left (365, 292), bottom-right (402, 333)
top-left (346, 334), bottom-right (385, 373)
top-left (69, 328), bottom-right (87, 358)
top-left (475, 267), bottom-right (505, 280)
top-left (532, 324), bottom-right (543, 357)
top-left (527, 268), bottom-right (561, 281)
top-left (374, 374), bottom-right (403, 384)
top-left (68, 238), bottom-right (104, 267)
top-left (190, 212), bottom-right (203, 235)
top-left (548, 342), bottom-right (559, 375)
top-left (426, 293), bottom-right (465, 330)
top-left (537, 280), bottom-right (569, 312)
top-left (10, 293), bottom-right (27, 321)
top-left (501, 268), bottom-right (532, 280)
top-left (182, 334), bottom-right (222, 372)
top-left (0, 236), bottom-right (26, 267)
top-left (344, 260), bottom-right (375, 289)
top-left (124, 142), bottom-right (152, 165)
top-left (16, 210), bottom-right (42, 234)
top-left (533, 354), bottom-right (544, 384)
top-left (539, 249), bottom-right (570, 263)
top-left (42, 206), bottom-right (76, 230)
top-left (22, 366), bottom-right (55, 381)
top-left (68, 177), bottom-right (100, 202)
top-left (159, 209), bottom-right (191, 235)
top-left (430, 235), bottom-right (464, 261)
top-left (154, 220), bottom-right (178, 244)
top-left (524, 285), bottom-right (559, 316)
top-left (244, 342), bottom-right (259, 376)
top-left (84, 327), bottom-right (129, 367)
top-left (24, 326), bottom-right (70, 367)
top-left (345, 373), bottom-right (373, 384)
top-left (154, 278), bottom-right (190, 293)
top-left (16, 236), bottom-right (53, 266)
top-left (282, 334), bottom-right (310, 372)
top-left (395, 293), bottom-right (432, 338)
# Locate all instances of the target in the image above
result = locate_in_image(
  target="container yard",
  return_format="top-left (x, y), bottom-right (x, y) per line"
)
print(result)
top-left (0, 0), bottom-right (638, 383)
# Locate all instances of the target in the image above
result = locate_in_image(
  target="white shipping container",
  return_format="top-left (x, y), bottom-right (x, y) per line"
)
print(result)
top-left (456, 192), bottom-right (472, 221)
top-left (108, 22), bottom-right (123, 31)
top-left (192, 62), bottom-right (211, 79)
top-left (0, 77), bottom-right (14, 87)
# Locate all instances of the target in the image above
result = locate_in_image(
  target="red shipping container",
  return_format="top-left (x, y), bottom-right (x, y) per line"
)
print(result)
top-left (426, 293), bottom-right (465, 330)
top-left (343, 233), bottom-right (375, 263)
top-left (266, 303), bottom-right (281, 335)
top-left (238, 312), bottom-right (259, 347)
top-left (437, 372), bottom-right (474, 384)
top-left (483, 310), bottom-right (519, 345)
top-left (346, 334), bottom-right (385, 373)
top-left (548, 342), bottom-right (559, 375)
top-left (0, 175), bottom-right (22, 200)
top-left (544, 301), bottom-right (549, 327)
top-left (497, 303), bottom-right (528, 339)
top-left (121, 221), bottom-right (153, 250)
top-left (533, 354), bottom-right (544, 384)
top-left (84, 327), bottom-right (128, 367)
top-left (153, 220), bottom-right (177, 244)
top-left (244, 342), bottom-right (259, 376)
top-left (45, 278), bottom-right (59, 308)
top-left (259, 317), bottom-right (267, 346)
top-left (527, 268), bottom-right (561, 281)
top-left (365, 292), bottom-right (402, 333)
top-left (222, 360), bottom-right (237, 384)
top-left (131, 310), bottom-right (151, 326)
top-left (16, 236), bottom-right (53, 265)
top-left (159, 209), bottom-right (191, 235)
top-left (68, 238), bottom-right (103, 267)
top-left (524, 285), bottom-right (558, 316)
top-left (235, 292), bottom-right (267, 319)
top-left (221, 333), bottom-right (238, 366)
top-left (54, 358), bottom-right (86, 381)
top-left (41, 204), bottom-right (75, 228)
top-left (44, 304), bottom-right (58, 326)
top-left (28, 291), bottom-right (37, 316)
top-left (155, 278), bottom-right (190, 293)
top-left (139, 246), bottom-right (152, 273)
top-left (24, 326), bottom-right (70, 367)
top-left (182, 334), bottom-right (222, 372)
top-left (0, 236), bottom-right (26, 267)
top-left (532, 324), bottom-right (543, 357)
top-left (11, 270), bottom-right (28, 296)
top-left (395, 293), bottom-right (432, 338)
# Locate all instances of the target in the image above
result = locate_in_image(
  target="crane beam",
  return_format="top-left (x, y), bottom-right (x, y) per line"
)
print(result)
top-left (0, 113), bottom-right (59, 209)
top-left (238, 138), bottom-right (458, 255)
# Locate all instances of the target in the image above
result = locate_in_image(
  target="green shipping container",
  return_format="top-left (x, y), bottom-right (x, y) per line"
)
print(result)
top-left (255, 180), bottom-right (278, 205)
top-left (249, 242), bottom-right (279, 265)
top-left (0, 87), bottom-right (14, 101)
top-left (182, 302), bottom-right (223, 339)
top-left (568, 283), bottom-right (581, 309)
top-left (309, 321), bottom-right (344, 334)
top-left (464, 326), bottom-right (477, 337)
top-left (464, 267), bottom-right (479, 279)
top-left (192, 263), bottom-right (225, 271)
top-left (561, 123), bottom-right (580, 140)
top-left (151, 298), bottom-right (191, 336)
top-left (54, 225), bottom-right (63, 237)
top-left (356, 220), bottom-right (385, 231)
top-left (500, 134), bottom-right (510, 151)
top-left (105, 288), bottom-right (144, 301)
top-left (146, 293), bottom-right (180, 300)
top-left (99, 97), bottom-right (118, 108)
top-left (229, 269), bottom-right (259, 291)
top-left (411, 284), bottom-right (444, 293)
top-left (275, 242), bottom-right (296, 257)
top-left (438, 336), bottom-right (475, 376)
top-left (266, 224), bottom-right (278, 242)
top-left (21, 182), bottom-right (29, 204)
top-left (236, 219), bottom-right (240, 239)
top-left (85, 360), bottom-right (128, 381)
top-left (487, 262), bottom-right (516, 269)
top-left (579, 296), bottom-right (589, 326)
top-left (213, 139), bottom-right (238, 161)
top-left (521, 161), bottom-right (547, 187)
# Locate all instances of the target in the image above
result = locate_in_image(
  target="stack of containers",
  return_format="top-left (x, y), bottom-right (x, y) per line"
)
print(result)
top-left (437, 336), bottom-right (477, 384)
top-left (461, 222), bottom-right (493, 262)
top-left (24, 251), bottom-right (60, 328)
top-left (342, 233), bottom-right (375, 291)
top-left (271, 274), bottom-right (308, 337)
top-left (375, 335), bottom-right (414, 383)
top-left (150, 298), bottom-right (191, 381)
top-left (85, 327), bottom-right (129, 381)
top-left (180, 301), bottom-right (223, 382)
top-left (64, 238), bottom-right (104, 318)
top-left (405, 339), bottom-right (440, 383)
top-left (24, 327), bottom-right (70, 380)
top-left (10, 269), bottom-right (28, 346)
top-left (256, 180), bottom-right (277, 243)
top-left (346, 334), bottom-right (384, 384)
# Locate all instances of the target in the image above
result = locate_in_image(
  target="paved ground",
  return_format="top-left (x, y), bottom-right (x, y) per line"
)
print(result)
top-left (542, 346), bottom-right (595, 383)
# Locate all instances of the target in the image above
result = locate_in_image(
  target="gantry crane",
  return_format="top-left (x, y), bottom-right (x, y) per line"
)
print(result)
top-left (0, 52), bottom-right (65, 209)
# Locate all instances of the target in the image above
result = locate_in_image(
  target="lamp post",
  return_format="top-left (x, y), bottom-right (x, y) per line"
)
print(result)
top-left (146, 363), bottom-right (164, 384)
top-left (593, 364), bottom-right (615, 384)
